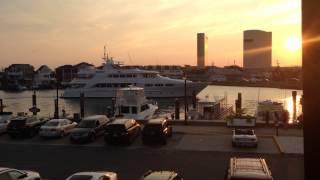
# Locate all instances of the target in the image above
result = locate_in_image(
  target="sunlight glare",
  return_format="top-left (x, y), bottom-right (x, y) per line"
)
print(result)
top-left (285, 36), bottom-right (301, 52)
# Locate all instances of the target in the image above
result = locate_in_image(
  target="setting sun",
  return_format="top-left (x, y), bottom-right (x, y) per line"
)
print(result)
top-left (285, 36), bottom-right (302, 52)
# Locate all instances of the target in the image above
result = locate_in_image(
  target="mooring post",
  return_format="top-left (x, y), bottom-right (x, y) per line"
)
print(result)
top-left (56, 81), bottom-right (59, 118)
top-left (192, 90), bottom-right (197, 109)
top-left (32, 90), bottom-right (37, 115)
top-left (175, 98), bottom-right (180, 120)
top-left (235, 93), bottom-right (242, 116)
top-left (54, 99), bottom-right (59, 119)
top-left (0, 99), bottom-right (3, 113)
top-left (111, 98), bottom-right (116, 116)
top-left (80, 92), bottom-right (85, 118)
top-left (184, 77), bottom-right (188, 125)
top-left (292, 91), bottom-right (297, 121)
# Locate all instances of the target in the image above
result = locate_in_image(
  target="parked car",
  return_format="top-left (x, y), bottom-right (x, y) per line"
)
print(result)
top-left (0, 167), bottom-right (41, 180)
top-left (225, 157), bottom-right (273, 180)
top-left (104, 118), bottom-right (141, 144)
top-left (7, 115), bottom-right (49, 138)
top-left (232, 129), bottom-right (258, 148)
top-left (142, 118), bottom-right (172, 144)
top-left (39, 119), bottom-right (77, 138)
top-left (0, 112), bottom-right (13, 134)
top-left (140, 170), bottom-right (183, 180)
top-left (70, 115), bottom-right (110, 143)
top-left (65, 171), bottom-right (118, 180)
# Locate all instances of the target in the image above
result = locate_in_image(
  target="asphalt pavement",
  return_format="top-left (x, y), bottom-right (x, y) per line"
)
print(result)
top-left (0, 131), bottom-right (304, 180)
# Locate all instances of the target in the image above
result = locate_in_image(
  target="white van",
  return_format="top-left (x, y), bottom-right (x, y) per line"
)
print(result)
top-left (225, 157), bottom-right (273, 180)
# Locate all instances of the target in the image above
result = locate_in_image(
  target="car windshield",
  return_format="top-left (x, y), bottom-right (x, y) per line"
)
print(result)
top-left (106, 124), bottom-right (126, 133)
top-left (69, 175), bottom-right (93, 180)
top-left (235, 129), bottom-right (254, 135)
top-left (10, 120), bottom-right (26, 126)
top-left (45, 121), bottom-right (60, 127)
top-left (77, 120), bottom-right (96, 128)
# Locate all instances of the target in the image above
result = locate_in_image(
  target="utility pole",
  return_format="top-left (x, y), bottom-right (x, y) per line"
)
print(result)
top-left (184, 72), bottom-right (188, 125)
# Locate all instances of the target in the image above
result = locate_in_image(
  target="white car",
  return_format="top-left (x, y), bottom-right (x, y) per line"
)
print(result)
top-left (141, 170), bottom-right (184, 180)
top-left (66, 171), bottom-right (118, 180)
top-left (0, 112), bottom-right (13, 134)
top-left (0, 167), bottom-right (41, 180)
top-left (39, 119), bottom-right (77, 138)
top-left (232, 129), bottom-right (258, 148)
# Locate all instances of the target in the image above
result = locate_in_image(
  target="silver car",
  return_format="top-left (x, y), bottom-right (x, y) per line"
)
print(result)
top-left (66, 171), bottom-right (118, 180)
top-left (0, 112), bottom-right (13, 134)
top-left (0, 167), bottom-right (41, 180)
top-left (40, 119), bottom-right (77, 138)
top-left (232, 129), bottom-right (258, 148)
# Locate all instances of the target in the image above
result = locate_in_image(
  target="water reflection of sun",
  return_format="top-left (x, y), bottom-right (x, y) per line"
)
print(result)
top-left (285, 95), bottom-right (302, 123)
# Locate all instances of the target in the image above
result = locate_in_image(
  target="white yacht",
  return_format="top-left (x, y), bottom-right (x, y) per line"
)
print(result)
top-left (62, 48), bottom-right (206, 98)
top-left (114, 86), bottom-right (158, 120)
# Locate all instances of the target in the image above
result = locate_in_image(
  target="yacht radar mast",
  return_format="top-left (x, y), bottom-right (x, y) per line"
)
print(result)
top-left (103, 45), bottom-right (114, 64)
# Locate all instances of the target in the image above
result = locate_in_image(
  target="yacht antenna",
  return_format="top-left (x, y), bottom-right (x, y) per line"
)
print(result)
top-left (104, 45), bottom-right (106, 60)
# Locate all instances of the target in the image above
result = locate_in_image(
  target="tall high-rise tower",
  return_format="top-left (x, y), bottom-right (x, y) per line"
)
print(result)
top-left (197, 33), bottom-right (208, 67)
top-left (243, 30), bottom-right (272, 69)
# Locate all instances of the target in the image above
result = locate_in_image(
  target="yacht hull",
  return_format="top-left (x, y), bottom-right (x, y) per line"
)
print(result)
top-left (62, 83), bottom-right (207, 98)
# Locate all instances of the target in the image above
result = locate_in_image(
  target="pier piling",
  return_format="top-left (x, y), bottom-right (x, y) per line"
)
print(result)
top-left (175, 98), bottom-right (180, 120)
top-left (292, 91), bottom-right (297, 120)
top-left (192, 91), bottom-right (197, 109)
top-left (32, 92), bottom-right (37, 114)
top-left (0, 99), bottom-right (3, 113)
top-left (80, 92), bottom-right (85, 118)
top-left (235, 93), bottom-right (242, 116)
top-left (111, 98), bottom-right (116, 117)
top-left (54, 99), bottom-right (59, 118)
top-left (29, 90), bottom-right (40, 115)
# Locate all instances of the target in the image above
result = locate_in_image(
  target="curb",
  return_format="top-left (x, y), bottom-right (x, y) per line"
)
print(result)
top-left (272, 136), bottom-right (284, 154)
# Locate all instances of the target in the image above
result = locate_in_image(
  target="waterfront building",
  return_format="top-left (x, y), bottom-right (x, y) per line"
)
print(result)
top-left (4, 64), bottom-right (35, 89)
top-left (33, 65), bottom-right (55, 89)
top-left (0, 71), bottom-right (4, 89)
top-left (208, 66), bottom-right (243, 82)
top-left (55, 65), bottom-right (77, 84)
top-left (197, 33), bottom-right (208, 68)
top-left (243, 30), bottom-right (272, 69)
top-left (55, 62), bottom-right (94, 85)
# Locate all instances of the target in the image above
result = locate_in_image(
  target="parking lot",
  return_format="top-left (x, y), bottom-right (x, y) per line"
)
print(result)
top-left (0, 126), bottom-right (304, 179)
top-left (0, 130), bottom-right (280, 154)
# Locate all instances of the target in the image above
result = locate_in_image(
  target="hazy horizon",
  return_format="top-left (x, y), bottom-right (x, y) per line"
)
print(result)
top-left (0, 0), bottom-right (301, 69)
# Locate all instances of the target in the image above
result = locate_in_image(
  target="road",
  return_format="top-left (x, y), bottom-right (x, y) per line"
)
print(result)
top-left (0, 132), bottom-right (304, 180)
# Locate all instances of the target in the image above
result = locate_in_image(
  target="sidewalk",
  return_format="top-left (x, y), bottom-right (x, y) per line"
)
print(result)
top-left (173, 125), bottom-right (303, 137)
top-left (274, 136), bottom-right (304, 154)
top-left (172, 125), bottom-right (304, 154)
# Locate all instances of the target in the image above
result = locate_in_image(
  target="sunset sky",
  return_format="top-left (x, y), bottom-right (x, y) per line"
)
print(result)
top-left (0, 0), bottom-right (301, 69)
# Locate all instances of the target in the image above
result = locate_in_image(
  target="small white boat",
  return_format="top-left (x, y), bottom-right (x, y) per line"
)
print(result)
top-left (114, 86), bottom-right (158, 120)
top-left (256, 100), bottom-right (288, 123)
